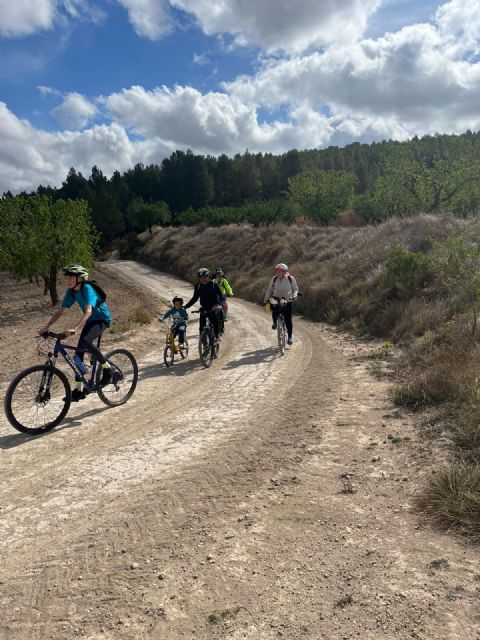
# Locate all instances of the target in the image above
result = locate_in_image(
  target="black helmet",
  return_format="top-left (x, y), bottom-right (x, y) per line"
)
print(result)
top-left (172, 296), bottom-right (183, 305)
top-left (197, 267), bottom-right (209, 277)
top-left (215, 268), bottom-right (224, 276)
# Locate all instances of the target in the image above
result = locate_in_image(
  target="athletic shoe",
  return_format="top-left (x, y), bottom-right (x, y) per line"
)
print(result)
top-left (287, 338), bottom-right (294, 345)
top-left (100, 368), bottom-right (122, 386)
top-left (272, 323), bottom-right (277, 330)
top-left (71, 388), bottom-right (86, 402)
top-left (223, 315), bottom-right (229, 322)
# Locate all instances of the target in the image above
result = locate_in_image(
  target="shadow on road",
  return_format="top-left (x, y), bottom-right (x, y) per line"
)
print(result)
top-left (0, 404), bottom-right (112, 450)
top-left (223, 346), bottom-right (280, 369)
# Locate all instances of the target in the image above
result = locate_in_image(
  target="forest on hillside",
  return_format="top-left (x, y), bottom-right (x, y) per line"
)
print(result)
top-left (3, 130), bottom-right (480, 246)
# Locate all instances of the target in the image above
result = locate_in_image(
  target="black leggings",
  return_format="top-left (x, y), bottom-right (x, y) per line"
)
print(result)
top-left (199, 308), bottom-right (220, 338)
top-left (76, 320), bottom-right (109, 365)
top-left (272, 302), bottom-right (293, 339)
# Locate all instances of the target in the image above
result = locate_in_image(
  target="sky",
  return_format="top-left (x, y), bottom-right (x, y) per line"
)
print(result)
top-left (0, 0), bottom-right (479, 194)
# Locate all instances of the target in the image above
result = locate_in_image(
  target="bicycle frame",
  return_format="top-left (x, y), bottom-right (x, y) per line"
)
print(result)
top-left (42, 333), bottom-right (100, 392)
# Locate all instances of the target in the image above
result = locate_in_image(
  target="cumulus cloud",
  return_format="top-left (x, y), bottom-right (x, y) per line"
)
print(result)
top-left (52, 92), bottom-right (98, 129)
top-left (116, 0), bottom-right (174, 39)
top-left (170, 0), bottom-right (381, 52)
top-left (0, 0), bottom-right (104, 37)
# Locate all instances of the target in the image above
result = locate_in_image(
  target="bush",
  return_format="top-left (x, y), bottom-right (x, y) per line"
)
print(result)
top-left (382, 246), bottom-right (431, 299)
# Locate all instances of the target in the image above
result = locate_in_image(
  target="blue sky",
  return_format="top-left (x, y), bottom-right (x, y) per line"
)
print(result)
top-left (0, 0), bottom-right (479, 193)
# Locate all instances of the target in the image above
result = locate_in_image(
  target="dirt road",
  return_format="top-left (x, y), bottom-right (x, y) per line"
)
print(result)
top-left (0, 261), bottom-right (478, 640)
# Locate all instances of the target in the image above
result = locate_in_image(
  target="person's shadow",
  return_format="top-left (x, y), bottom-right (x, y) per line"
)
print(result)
top-left (223, 347), bottom-right (279, 370)
top-left (0, 404), bottom-right (112, 450)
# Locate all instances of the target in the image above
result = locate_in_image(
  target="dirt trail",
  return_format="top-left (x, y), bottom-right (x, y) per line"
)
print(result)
top-left (0, 261), bottom-right (478, 640)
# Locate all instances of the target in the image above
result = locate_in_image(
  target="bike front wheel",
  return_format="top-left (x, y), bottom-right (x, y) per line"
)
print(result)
top-left (179, 339), bottom-right (189, 359)
top-left (277, 317), bottom-right (286, 356)
top-left (4, 365), bottom-right (71, 435)
top-left (164, 343), bottom-right (175, 367)
top-left (96, 349), bottom-right (138, 406)
top-left (199, 330), bottom-right (213, 368)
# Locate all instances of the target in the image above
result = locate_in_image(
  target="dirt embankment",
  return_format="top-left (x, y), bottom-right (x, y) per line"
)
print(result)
top-left (0, 261), bottom-right (479, 640)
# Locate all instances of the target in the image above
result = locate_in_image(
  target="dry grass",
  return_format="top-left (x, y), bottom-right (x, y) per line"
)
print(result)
top-left (417, 464), bottom-right (480, 539)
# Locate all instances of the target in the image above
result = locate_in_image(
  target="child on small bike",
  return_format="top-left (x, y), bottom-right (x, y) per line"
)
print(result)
top-left (159, 296), bottom-right (188, 344)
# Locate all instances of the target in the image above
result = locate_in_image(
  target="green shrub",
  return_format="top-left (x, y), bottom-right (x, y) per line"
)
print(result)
top-left (382, 246), bottom-right (430, 299)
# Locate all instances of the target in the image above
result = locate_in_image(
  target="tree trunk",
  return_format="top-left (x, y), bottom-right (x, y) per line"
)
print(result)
top-left (48, 263), bottom-right (59, 306)
top-left (42, 275), bottom-right (49, 296)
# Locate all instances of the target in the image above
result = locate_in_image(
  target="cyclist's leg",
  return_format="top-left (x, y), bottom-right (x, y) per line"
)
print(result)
top-left (77, 321), bottom-right (109, 364)
top-left (271, 306), bottom-right (279, 329)
top-left (199, 310), bottom-right (207, 335)
top-left (175, 324), bottom-right (186, 344)
top-left (283, 303), bottom-right (293, 339)
top-left (208, 309), bottom-right (220, 338)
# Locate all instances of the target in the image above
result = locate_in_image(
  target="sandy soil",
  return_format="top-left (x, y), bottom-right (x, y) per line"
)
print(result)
top-left (0, 260), bottom-right (479, 640)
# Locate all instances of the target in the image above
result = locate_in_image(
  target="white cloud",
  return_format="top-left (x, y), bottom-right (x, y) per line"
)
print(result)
top-left (170, 0), bottom-right (381, 52)
top-left (0, 0), bottom-right (55, 37)
top-left (116, 0), bottom-right (174, 40)
top-left (0, 0), bottom-right (105, 37)
top-left (52, 92), bottom-right (98, 129)
top-left (193, 52), bottom-right (208, 65)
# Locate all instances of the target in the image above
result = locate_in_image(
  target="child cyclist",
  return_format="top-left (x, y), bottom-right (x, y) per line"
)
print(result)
top-left (159, 296), bottom-right (188, 344)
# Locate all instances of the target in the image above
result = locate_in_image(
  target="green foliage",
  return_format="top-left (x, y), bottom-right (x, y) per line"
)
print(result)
top-left (287, 170), bottom-right (358, 224)
top-left (0, 194), bottom-right (97, 304)
top-left (382, 246), bottom-right (430, 298)
top-left (435, 228), bottom-right (480, 338)
top-left (176, 198), bottom-right (299, 227)
top-left (127, 198), bottom-right (171, 233)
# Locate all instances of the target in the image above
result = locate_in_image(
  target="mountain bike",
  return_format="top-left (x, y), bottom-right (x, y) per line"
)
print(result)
top-left (193, 307), bottom-right (221, 368)
top-left (269, 297), bottom-right (291, 356)
top-left (162, 318), bottom-right (189, 367)
top-left (4, 331), bottom-right (138, 435)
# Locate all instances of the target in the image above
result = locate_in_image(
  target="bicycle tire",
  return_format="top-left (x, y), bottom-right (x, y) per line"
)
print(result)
top-left (4, 365), bottom-right (71, 435)
top-left (96, 348), bottom-right (138, 406)
top-left (199, 330), bottom-right (213, 368)
top-left (164, 344), bottom-right (174, 367)
top-left (277, 317), bottom-right (286, 355)
top-left (179, 339), bottom-right (189, 359)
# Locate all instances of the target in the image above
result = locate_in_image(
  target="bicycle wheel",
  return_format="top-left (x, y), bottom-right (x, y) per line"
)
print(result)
top-left (179, 339), bottom-right (189, 359)
top-left (164, 344), bottom-right (174, 367)
top-left (4, 365), bottom-right (71, 435)
top-left (96, 349), bottom-right (138, 406)
top-left (213, 338), bottom-right (220, 359)
top-left (199, 330), bottom-right (213, 368)
top-left (277, 317), bottom-right (286, 355)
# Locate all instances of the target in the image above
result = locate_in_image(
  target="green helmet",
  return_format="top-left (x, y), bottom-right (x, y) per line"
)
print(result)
top-left (62, 264), bottom-right (89, 279)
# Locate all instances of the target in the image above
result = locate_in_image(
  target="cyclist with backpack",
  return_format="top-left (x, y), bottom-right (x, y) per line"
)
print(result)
top-left (184, 268), bottom-right (224, 339)
top-left (212, 268), bottom-right (233, 321)
top-left (38, 264), bottom-right (117, 401)
top-left (264, 263), bottom-right (299, 345)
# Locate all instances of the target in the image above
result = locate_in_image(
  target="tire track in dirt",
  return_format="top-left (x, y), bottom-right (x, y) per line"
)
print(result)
top-left (1, 262), bottom-right (479, 640)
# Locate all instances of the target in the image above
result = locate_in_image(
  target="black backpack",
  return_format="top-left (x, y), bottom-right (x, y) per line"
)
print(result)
top-left (68, 280), bottom-right (107, 306)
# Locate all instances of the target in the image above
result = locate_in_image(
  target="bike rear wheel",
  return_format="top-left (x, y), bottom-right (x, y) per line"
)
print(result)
top-left (277, 317), bottom-right (286, 355)
top-left (199, 330), bottom-right (213, 368)
top-left (96, 349), bottom-right (138, 406)
top-left (4, 365), bottom-right (71, 434)
top-left (164, 343), bottom-right (175, 367)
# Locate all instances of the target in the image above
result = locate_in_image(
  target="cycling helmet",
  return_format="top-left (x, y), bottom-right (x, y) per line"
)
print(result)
top-left (172, 296), bottom-right (184, 305)
top-left (197, 267), bottom-right (209, 277)
top-left (62, 264), bottom-right (89, 279)
top-left (215, 268), bottom-right (224, 276)
top-left (275, 263), bottom-right (288, 272)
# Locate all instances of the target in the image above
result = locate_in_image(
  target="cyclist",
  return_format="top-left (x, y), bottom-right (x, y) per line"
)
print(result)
top-left (159, 296), bottom-right (188, 345)
top-left (264, 263), bottom-right (299, 345)
top-left (38, 264), bottom-right (116, 401)
top-left (213, 268), bottom-right (233, 321)
top-left (184, 268), bottom-right (223, 339)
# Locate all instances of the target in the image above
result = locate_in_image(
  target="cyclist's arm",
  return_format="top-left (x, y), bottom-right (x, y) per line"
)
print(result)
top-left (180, 308), bottom-right (189, 320)
top-left (290, 276), bottom-right (299, 299)
top-left (162, 308), bottom-right (174, 320)
top-left (223, 279), bottom-right (233, 296)
top-left (38, 306), bottom-right (65, 334)
top-left (264, 277), bottom-right (274, 303)
top-left (213, 282), bottom-right (223, 304)
top-left (67, 304), bottom-right (93, 335)
top-left (184, 285), bottom-right (199, 309)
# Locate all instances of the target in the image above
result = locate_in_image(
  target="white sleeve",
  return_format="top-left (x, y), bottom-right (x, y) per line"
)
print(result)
top-left (290, 276), bottom-right (299, 298)
top-left (264, 277), bottom-right (274, 302)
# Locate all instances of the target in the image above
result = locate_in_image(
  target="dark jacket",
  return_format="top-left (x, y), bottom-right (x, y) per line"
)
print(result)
top-left (184, 281), bottom-right (223, 310)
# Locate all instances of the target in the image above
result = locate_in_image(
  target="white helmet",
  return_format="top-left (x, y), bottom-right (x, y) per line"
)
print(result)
top-left (275, 263), bottom-right (288, 271)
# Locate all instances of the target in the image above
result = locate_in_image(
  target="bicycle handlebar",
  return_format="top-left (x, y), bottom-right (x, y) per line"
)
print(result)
top-left (39, 331), bottom-right (67, 340)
